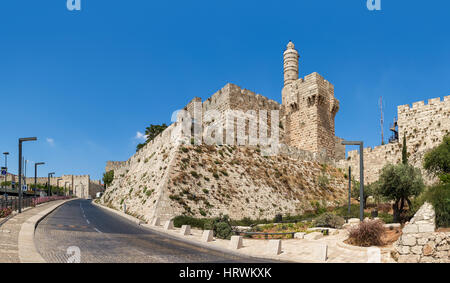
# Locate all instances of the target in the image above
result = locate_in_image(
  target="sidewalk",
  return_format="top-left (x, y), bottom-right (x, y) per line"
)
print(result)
top-left (147, 224), bottom-right (375, 263)
top-left (0, 200), bottom-right (68, 263)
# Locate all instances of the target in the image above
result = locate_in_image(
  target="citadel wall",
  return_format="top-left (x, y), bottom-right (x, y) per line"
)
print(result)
top-left (25, 174), bottom-right (102, 199)
top-left (338, 96), bottom-right (450, 185)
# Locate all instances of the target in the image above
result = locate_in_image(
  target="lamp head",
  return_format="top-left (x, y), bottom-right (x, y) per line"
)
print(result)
top-left (19, 137), bottom-right (37, 142)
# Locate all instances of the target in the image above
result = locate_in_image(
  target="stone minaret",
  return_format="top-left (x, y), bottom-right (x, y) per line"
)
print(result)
top-left (283, 41), bottom-right (299, 87)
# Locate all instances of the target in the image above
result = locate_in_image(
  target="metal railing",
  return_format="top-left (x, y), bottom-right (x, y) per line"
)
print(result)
top-left (0, 196), bottom-right (35, 213)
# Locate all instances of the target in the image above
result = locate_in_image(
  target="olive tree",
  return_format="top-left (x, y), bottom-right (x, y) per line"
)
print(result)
top-left (102, 170), bottom-right (114, 189)
top-left (424, 134), bottom-right (450, 184)
top-left (377, 163), bottom-right (425, 222)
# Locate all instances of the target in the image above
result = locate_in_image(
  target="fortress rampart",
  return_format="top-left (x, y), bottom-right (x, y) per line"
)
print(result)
top-left (338, 96), bottom-right (450, 184)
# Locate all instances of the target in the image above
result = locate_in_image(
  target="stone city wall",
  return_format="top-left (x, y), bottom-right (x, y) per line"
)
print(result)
top-left (392, 202), bottom-right (449, 263)
top-left (25, 174), bottom-right (102, 199)
top-left (338, 96), bottom-right (450, 185)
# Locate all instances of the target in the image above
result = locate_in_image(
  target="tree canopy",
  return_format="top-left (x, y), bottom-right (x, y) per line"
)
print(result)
top-left (377, 163), bottom-right (425, 222)
top-left (136, 123), bottom-right (168, 152)
top-left (424, 134), bottom-right (450, 183)
top-left (102, 170), bottom-right (114, 188)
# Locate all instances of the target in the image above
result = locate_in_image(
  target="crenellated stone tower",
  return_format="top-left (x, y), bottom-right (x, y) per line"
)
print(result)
top-left (281, 41), bottom-right (340, 157)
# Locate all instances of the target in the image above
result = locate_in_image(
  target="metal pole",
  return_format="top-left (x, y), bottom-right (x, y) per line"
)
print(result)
top-left (348, 166), bottom-right (351, 220)
top-left (34, 164), bottom-right (37, 198)
top-left (341, 140), bottom-right (365, 222)
top-left (18, 141), bottom-right (22, 213)
top-left (48, 172), bottom-right (55, 197)
top-left (359, 142), bottom-right (365, 222)
top-left (3, 152), bottom-right (8, 199)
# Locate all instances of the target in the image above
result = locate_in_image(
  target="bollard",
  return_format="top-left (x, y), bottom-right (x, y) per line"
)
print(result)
top-left (267, 239), bottom-right (282, 255)
top-left (151, 217), bottom-right (160, 226)
top-left (312, 243), bottom-right (328, 262)
top-left (202, 230), bottom-right (214, 242)
top-left (180, 225), bottom-right (191, 235)
top-left (164, 220), bottom-right (174, 230)
top-left (230, 236), bottom-right (243, 250)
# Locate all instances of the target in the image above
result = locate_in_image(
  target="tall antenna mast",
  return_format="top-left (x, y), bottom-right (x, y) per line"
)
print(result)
top-left (379, 96), bottom-right (384, 145)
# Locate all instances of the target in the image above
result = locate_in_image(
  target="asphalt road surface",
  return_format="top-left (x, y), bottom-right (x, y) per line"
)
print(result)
top-left (35, 199), bottom-right (273, 263)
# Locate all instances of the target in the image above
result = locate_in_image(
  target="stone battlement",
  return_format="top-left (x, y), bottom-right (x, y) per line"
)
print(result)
top-left (398, 95), bottom-right (450, 112)
top-left (339, 95), bottom-right (449, 185)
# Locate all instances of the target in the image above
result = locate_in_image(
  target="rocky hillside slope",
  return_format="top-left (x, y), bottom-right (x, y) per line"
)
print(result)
top-left (101, 131), bottom-right (348, 222)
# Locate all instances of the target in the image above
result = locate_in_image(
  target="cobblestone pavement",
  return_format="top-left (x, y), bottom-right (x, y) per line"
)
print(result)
top-left (0, 200), bottom-right (67, 263)
top-left (35, 199), bottom-right (274, 263)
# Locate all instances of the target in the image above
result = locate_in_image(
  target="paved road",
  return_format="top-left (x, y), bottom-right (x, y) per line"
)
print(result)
top-left (35, 199), bottom-right (272, 263)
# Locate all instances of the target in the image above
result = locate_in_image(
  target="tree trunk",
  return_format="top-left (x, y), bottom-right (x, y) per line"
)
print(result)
top-left (393, 200), bottom-right (401, 223)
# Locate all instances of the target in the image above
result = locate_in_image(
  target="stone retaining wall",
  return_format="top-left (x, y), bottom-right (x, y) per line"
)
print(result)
top-left (393, 202), bottom-right (449, 263)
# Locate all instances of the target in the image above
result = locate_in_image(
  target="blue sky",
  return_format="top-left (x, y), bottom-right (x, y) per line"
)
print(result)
top-left (0, 0), bottom-right (449, 181)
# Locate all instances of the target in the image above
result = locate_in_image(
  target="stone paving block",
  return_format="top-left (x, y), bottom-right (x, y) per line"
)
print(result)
top-left (402, 224), bottom-right (418, 234)
top-left (202, 230), bottom-right (213, 242)
top-left (267, 240), bottom-right (281, 255)
top-left (229, 236), bottom-right (243, 250)
top-left (418, 224), bottom-right (435, 233)
top-left (180, 225), bottom-right (191, 236)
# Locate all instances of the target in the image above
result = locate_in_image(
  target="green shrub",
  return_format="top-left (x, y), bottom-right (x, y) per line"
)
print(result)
top-left (377, 212), bottom-right (394, 224)
top-left (203, 214), bottom-right (233, 240)
top-left (427, 183), bottom-right (450, 227)
top-left (313, 213), bottom-right (345, 228)
top-left (173, 215), bottom-right (208, 229)
top-left (274, 214), bottom-right (283, 223)
top-left (317, 174), bottom-right (329, 189)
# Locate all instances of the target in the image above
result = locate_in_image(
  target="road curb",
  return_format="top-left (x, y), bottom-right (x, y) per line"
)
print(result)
top-left (18, 198), bottom-right (77, 263)
top-left (91, 201), bottom-right (144, 225)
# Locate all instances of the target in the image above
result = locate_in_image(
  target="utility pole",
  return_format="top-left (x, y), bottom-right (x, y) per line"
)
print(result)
top-left (348, 166), bottom-right (351, 220)
top-left (2, 152), bottom-right (9, 198)
top-left (379, 96), bottom-right (384, 145)
top-left (18, 137), bottom-right (37, 213)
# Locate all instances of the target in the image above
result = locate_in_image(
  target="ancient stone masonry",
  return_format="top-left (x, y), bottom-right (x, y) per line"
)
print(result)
top-left (175, 42), bottom-right (344, 159)
top-left (338, 96), bottom-right (450, 184)
top-left (102, 41), bottom-right (448, 222)
top-left (392, 203), bottom-right (449, 263)
top-left (25, 174), bottom-right (103, 199)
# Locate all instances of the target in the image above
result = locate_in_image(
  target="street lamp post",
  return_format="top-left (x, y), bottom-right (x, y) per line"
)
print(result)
top-left (348, 166), bottom-right (351, 221)
top-left (34, 162), bottom-right (45, 198)
top-left (65, 182), bottom-right (69, 196)
top-left (2, 152), bottom-right (9, 198)
top-left (342, 140), bottom-right (365, 222)
top-left (48, 172), bottom-right (55, 197)
top-left (18, 137), bottom-right (37, 213)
